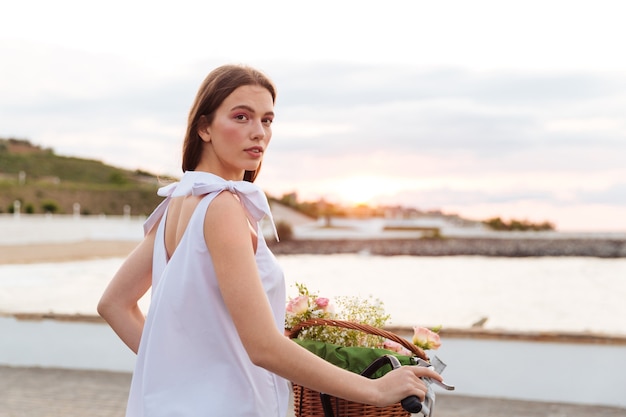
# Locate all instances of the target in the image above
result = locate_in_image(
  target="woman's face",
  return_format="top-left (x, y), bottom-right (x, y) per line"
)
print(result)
top-left (197, 85), bottom-right (274, 180)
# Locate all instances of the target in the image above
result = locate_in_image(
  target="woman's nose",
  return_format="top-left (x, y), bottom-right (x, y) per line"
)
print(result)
top-left (251, 120), bottom-right (266, 140)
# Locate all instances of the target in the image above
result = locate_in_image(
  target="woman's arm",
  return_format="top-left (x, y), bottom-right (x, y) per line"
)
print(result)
top-left (97, 228), bottom-right (155, 354)
top-left (205, 193), bottom-right (442, 407)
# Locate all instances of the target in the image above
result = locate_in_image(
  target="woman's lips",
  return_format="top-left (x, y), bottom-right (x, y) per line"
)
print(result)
top-left (245, 147), bottom-right (263, 158)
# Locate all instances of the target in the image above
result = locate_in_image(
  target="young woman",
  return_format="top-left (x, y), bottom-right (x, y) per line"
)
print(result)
top-left (98, 64), bottom-right (442, 416)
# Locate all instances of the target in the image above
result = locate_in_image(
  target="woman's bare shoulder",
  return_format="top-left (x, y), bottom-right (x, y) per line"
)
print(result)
top-left (203, 191), bottom-right (249, 239)
top-left (206, 190), bottom-right (244, 214)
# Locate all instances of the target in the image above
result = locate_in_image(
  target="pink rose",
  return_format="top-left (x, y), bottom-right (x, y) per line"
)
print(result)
top-left (286, 295), bottom-right (309, 315)
top-left (314, 297), bottom-right (333, 314)
top-left (383, 340), bottom-right (412, 355)
top-left (412, 326), bottom-right (441, 350)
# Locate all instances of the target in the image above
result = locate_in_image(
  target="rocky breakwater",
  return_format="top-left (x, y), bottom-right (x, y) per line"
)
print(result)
top-left (268, 237), bottom-right (626, 258)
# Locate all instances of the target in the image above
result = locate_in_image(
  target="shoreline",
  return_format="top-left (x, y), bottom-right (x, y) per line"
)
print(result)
top-left (1, 235), bottom-right (625, 265)
top-left (4, 311), bottom-right (626, 346)
top-left (268, 237), bottom-right (626, 258)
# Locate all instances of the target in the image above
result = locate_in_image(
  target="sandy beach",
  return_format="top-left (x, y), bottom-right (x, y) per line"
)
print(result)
top-left (2, 235), bottom-right (624, 266)
top-left (0, 240), bottom-right (139, 264)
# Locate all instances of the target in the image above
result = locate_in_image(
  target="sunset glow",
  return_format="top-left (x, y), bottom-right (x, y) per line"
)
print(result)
top-left (330, 176), bottom-right (399, 206)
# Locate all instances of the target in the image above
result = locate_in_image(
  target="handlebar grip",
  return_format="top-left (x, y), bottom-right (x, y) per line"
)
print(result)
top-left (401, 395), bottom-right (423, 413)
top-left (362, 355), bottom-right (425, 414)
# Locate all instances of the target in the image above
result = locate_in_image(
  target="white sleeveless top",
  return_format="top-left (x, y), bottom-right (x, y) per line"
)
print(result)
top-left (126, 171), bottom-right (289, 417)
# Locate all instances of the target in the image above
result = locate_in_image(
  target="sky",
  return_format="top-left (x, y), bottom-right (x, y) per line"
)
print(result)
top-left (1, 0), bottom-right (625, 231)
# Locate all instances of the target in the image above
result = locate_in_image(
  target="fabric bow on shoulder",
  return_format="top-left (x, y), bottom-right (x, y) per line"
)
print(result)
top-left (143, 172), bottom-right (279, 241)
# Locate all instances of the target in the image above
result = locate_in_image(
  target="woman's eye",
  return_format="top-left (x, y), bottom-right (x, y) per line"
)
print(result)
top-left (262, 118), bottom-right (273, 126)
top-left (234, 114), bottom-right (249, 121)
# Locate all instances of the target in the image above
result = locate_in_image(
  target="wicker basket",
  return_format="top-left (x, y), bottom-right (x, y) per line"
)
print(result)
top-left (287, 319), bottom-right (428, 417)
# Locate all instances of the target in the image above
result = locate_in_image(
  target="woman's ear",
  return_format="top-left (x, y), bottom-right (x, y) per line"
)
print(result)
top-left (197, 116), bottom-right (211, 143)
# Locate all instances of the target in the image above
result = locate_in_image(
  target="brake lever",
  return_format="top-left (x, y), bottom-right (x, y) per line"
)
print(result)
top-left (412, 357), bottom-right (456, 391)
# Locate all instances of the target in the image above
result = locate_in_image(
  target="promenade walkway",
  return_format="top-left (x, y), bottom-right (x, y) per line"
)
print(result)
top-left (2, 366), bottom-right (625, 417)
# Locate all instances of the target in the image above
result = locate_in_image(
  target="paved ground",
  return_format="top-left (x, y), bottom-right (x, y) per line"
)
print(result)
top-left (1, 366), bottom-right (624, 417)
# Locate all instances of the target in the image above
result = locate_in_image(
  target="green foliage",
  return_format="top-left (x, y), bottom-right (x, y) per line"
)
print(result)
top-left (108, 172), bottom-right (129, 185)
top-left (0, 138), bottom-right (165, 216)
top-left (41, 200), bottom-right (60, 213)
top-left (0, 138), bottom-right (152, 185)
top-left (135, 169), bottom-right (152, 176)
top-left (483, 216), bottom-right (555, 231)
top-left (276, 221), bottom-right (294, 241)
top-left (276, 193), bottom-right (319, 218)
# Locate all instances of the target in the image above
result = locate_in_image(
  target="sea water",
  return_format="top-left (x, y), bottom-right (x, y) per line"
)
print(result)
top-left (1, 254), bottom-right (624, 336)
top-left (2, 255), bottom-right (626, 408)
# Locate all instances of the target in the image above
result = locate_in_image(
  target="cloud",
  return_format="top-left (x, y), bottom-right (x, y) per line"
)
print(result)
top-left (267, 63), bottom-right (626, 164)
top-left (4, 50), bottom-right (624, 168)
top-left (578, 183), bottom-right (626, 205)
top-left (2, 41), bottom-right (626, 230)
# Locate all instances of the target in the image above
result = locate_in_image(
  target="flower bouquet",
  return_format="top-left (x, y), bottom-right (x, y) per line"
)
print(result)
top-left (285, 283), bottom-right (450, 417)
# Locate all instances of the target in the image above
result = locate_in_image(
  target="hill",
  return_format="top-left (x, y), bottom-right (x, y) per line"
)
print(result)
top-left (0, 137), bottom-right (555, 233)
top-left (0, 138), bottom-right (171, 216)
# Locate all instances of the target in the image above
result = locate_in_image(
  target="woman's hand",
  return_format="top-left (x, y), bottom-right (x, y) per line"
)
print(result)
top-left (370, 365), bottom-right (442, 407)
